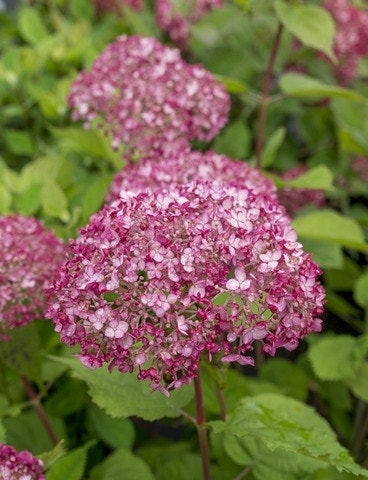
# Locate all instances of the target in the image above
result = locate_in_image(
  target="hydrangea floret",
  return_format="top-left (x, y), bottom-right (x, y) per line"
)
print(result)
top-left (0, 215), bottom-right (66, 339)
top-left (0, 444), bottom-right (45, 480)
top-left (68, 35), bottom-right (230, 160)
top-left (107, 149), bottom-right (277, 202)
top-left (155, 0), bottom-right (224, 48)
top-left (48, 180), bottom-right (324, 395)
top-left (323, 0), bottom-right (368, 84)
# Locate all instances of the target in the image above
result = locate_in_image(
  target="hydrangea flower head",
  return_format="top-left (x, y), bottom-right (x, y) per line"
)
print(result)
top-left (107, 149), bottom-right (277, 202)
top-left (68, 35), bottom-right (230, 160)
top-left (93, 0), bottom-right (142, 15)
top-left (323, 0), bottom-right (368, 84)
top-left (155, 0), bottom-right (224, 48)
top-left (0, 215), bottom-right (66, 339)
top-left (48, 181), bottom-right (324, 395)
top-left (0, 444), bottom-right (45, 480)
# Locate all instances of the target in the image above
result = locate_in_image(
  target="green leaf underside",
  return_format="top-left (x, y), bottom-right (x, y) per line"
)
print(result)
top-left (50, 356), bottom-right (194, 421)
top-left (210, 394), bottom-right (368, 477)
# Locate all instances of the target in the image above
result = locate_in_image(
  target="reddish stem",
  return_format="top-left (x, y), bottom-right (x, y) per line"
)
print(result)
top-left (255, 23), bottom-right (284, 169)
top-left (194, 372), bottom-right (211, 480)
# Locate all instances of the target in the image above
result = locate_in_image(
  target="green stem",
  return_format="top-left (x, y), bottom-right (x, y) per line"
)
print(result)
top-left (21, 376), bottom-right (59, 447)
top-left (194, 372), bottom-right (211, 480)
top-left (255, 23), bottom-right (284, 170)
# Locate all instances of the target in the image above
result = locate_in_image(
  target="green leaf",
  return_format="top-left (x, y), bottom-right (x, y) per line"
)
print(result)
top-left (213, 119), bottom-right (251, 159)
top-left (38, 441), bottom-right (67, 470)
top-left (89, 404), bottom-right (135, 449)
top-left (50, 356), bottom-right (194, 421)
top-left (224, 434), bottom-right (323, 480)
top-left (346, 362), bottom-right (368, 402)
top-left (18, 7), bottom-right (49, 45)
top-left (215, 74), bottom-right (248, 94)
top-left (211, 394), bottom-right (368, 477)
top-left (274, 2), bottom-right (336, 61)
top-left (308, 335), bottom-right (364, 381)
top-left (81, 174), bottom-right (113, 223)
top-left (0, 184), bottom-right (12, 214)
top-left (260, 358), bottom-right (309, 401)
top-left (41, 180), bottom-right (69, 221)
top-left (261, 127), bottom-right (286, 168)
top-left (292, 210), bottom-right (368, 252)
top-left (299, 239), bottom-right (343, 270)
top-left (279, 165), bottom-right (334, 191)
top-left (353, 272), bottom-right (368, 308)
top-left (14, 183), bottom-right (42, 215)
top-left (4, 129), bottom-right (34, 156)
top-left (279, 74), bottom-right (361, 100)
top-left (0, 419), bottom-right (6, 443)
top-left (47, 442), bottom-right (94, 480)
top-left (0, 323), bottom-right (42, 384)
top-left (90, 449), bottom-right (154, 480)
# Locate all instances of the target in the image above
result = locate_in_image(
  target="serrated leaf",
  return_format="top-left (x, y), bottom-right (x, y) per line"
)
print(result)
top-left (215, 74), bottom-right (248, 94)
top-left (38, 441), bottom-right (67, 470)
top-left (14, 183), bottom-right (42, 215)
top-left (90, 449), bottom-right (154, 480)
top-left (261, 127), bottom-right (286, 168)
top-left (260, 358), bottom-right (309, 401)
top-left (292, 210), bottom-right (368, 252)
top-left (0, 184), bottom-right (11, 213)
top-left (274, 2), bottom-right (336, 62)
top-left (81, 174), bottom-right (113, 223)
top-left (353, 272), bottom-right (368, 308)
top-left (300, 238), bottom-right (343, 269)
top-left (279, 74), bottom-right (361, 100)
top-left (89, 404), bottom-right (135, 449)
top-left (308, 335), bottom-right (362, 381)
top-left (210, 394), bottom-right (368, 477)
top-left (50, 356), bottom-right (194, 421)
top-left (47, 442), bottom-right (94, 480)
top-left (4, 129), bottom-right (34, 156)
top-left (18, 7), bottom-right (49, 45)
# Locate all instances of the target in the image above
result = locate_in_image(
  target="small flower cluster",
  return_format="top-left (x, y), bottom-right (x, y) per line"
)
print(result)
top-left (107, 149), bottom-right (277, 202)
top-left (68, 35), bottom-right (229, 160)
top-left (323, 0), bottom-right (368, 84)
top-left (155, 0), bottom-right (224, 48)
top-left (0, 444), bottom-right (45, 480)
top-left (48, 180), bottom-right (324, 394)
top-left (93, 0), bottom-right (142, 15)
top-left (277, 165), bottom-right (326, 217)
top-left (0, 215), bottom-right (66, 339)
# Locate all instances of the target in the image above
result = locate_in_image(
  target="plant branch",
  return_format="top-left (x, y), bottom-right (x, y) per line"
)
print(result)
top-left (255, 23), bottom-right (284, 170)
top-left (194, 372), bottom-right (211, 480)
top-left (21, 375), bottom-right (59, 447)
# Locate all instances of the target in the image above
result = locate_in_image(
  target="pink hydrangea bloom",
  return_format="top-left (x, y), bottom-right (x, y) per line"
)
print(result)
top-left (155, 0), bottom-right (224, 48)
top-left (68, 35), bottom-right (230, 160)
top-left (0, 215), bottom-right (66, 339)
top-left (323, 0), bottom-right (368, 84)
top-left (48, 181), bottom-right (324, 395)
top-left (93, 0), bottom-right (142, 15)
top-left (0, 444), bottom-right (45, 480)
top-left (277, 165), bottom-right (326, 217)
top-left (107, 149), bottom-right (277, 202)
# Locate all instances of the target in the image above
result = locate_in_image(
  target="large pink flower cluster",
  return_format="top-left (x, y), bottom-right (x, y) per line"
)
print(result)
top-left (93, 0), bottom-right (142, 15)
top-left (0, 215), bottom-right (66, 339)
top-left (68, 35), bottom-right (230, 160)
top-left (48, 181), bottom-right (324, 394)
top-left (0, 444), bottom-right (45, 480)
top-left (323, 0), bottom-right (368, 84)
top-left (155, 0), bottom-right (224, 48)
top-left (107, 149), bottom-right (277, 202)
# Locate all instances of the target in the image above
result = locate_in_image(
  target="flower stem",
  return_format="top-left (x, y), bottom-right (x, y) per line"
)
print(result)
top-left (21, 375), bottom-right (59, 446)
top-left (194, 371), bottom-right (211, 480)
top-left (255, 22), bottom-right (284, 170)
